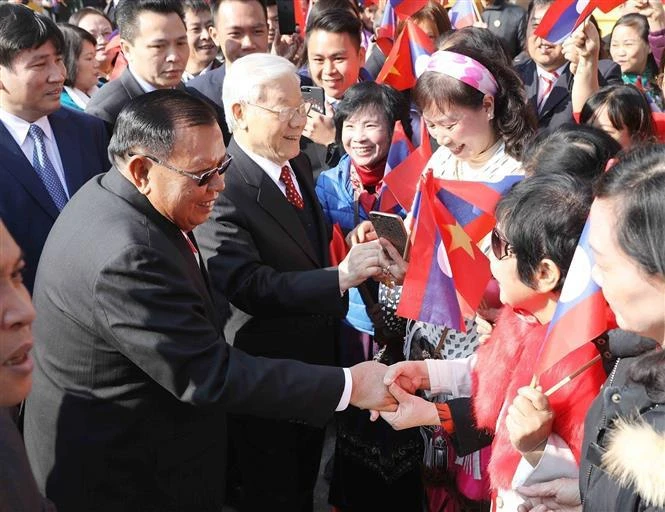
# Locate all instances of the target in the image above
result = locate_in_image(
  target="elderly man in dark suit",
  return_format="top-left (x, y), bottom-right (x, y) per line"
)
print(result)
top-left (0, 4), bottom-right (109, 293)
top-left (23, 89), bottom-right (393, 512)
top-left (515, 0), bottom-right (622, 130)
top-left (195, 52), bottom-right (381, 512)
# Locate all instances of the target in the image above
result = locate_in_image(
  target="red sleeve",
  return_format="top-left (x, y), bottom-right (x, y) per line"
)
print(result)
top-left (652, 112), bottom-right (665, 142)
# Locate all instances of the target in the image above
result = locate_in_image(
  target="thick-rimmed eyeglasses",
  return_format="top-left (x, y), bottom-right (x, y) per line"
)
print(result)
top-left (128, 152), bottom-right (233, 186)
top-left (490, 227), bottom-right (514, 260)
top-left (244, 101), bottom-right (312, 123)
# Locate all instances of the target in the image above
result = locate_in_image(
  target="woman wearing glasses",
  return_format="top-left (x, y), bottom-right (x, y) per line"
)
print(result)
top-left (376, 171), bottom-right (607, 511)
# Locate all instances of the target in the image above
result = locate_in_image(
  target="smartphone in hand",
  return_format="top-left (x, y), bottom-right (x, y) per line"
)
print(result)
top-left (369, 211), bottom-right (408, 257)
top-left (301, 85), bottom-right (326, 115)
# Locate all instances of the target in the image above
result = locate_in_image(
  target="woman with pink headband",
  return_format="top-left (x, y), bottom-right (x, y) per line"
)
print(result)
top-left (376, 43), bottom-right (536, 511)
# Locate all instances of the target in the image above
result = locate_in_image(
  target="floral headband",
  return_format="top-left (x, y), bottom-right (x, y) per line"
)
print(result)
top-left (417, 50), bottom-right (499, 97)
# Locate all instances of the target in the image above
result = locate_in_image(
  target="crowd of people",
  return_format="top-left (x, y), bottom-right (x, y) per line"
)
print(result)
top-left (0, 0), bottom-right (663, 511)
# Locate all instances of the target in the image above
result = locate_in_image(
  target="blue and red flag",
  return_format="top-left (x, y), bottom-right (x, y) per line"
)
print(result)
top-left (383, 117), bottom-right (433, 211)
top-left (535, 0), bottom-right (624, 43)
top-left (397, 173), bottom-right (492, 329)
top-left (375, 1), bottom-right (397, 55)
top-left (377, 19), bottom-right (435, 91)
top-left (534, 217), bottom-right (616, 375)
top-left (390, 0), bottom-right (428, 18)
top-left (448, 0), bottom-right (476, 29)
top-left (378, 121), bottom-right (414, 212)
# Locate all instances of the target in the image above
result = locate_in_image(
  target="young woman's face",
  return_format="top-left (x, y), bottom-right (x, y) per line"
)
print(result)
top-left (341, 107), bottom-right (391, 167)
top-left (589, 198), bottom-right (665, 345)
top-left (591, 105), bottom-right (633, 150)
top-left (422, 98), bottom-right (496, 162)
top-left (610, 24), bottom-right (650, 74)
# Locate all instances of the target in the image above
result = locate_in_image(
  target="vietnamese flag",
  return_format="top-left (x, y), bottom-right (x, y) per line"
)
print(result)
top-left (376, 19), bottom-right (435, 91)
top-left (390, 0), bottom-right (428, 18)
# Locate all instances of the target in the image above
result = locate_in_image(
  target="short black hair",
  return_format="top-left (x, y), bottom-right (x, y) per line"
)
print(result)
top-left (211, 0), bottom-right (267, 24)
top-left (116, 0), bottom-right (185, 43)
top-left (58, 23), bottom-right (97, 87)
top-left (109, 90), bottom-right (218, 161)
top-left (522, 123), bottom-right (621, 180)
top-left (334, 81), bottom-right (412, 147)
top-left (183, 0), bottom-right (212, 15)
top-left (496, 172), bottom-right (594, 291)
top-left (305, 8), bottom-right (362, 50)
top-left (307, 0), bottom-right (361, 21)
top-left (0, 3), bottom-right (64, 68)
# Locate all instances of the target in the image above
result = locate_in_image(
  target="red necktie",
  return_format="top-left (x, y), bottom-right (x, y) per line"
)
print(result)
top-left (538, 71), bottom-right (559, 112)
top-left (280, 166), bottom-right (304, 210)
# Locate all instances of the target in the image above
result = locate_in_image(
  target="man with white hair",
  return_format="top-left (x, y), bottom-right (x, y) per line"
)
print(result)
top-left (195, 53), bottom-right (382, 511)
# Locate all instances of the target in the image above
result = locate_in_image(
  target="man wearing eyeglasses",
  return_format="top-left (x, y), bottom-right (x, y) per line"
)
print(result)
top-left (24, 89), bottom-right (396, 512)
top-left (195, 53), bottom-right (384, 511)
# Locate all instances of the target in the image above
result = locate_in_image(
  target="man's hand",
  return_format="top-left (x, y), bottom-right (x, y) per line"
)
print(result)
top-left (338, 240), bottom-right (382, 293)
top-left (379, 383), bottom-right (439, 430)
top-left (383, 360), bottom-right (430, 392)
top-left (517, 478), bottom-right (582, 512)
top-left (346, 220), bottom-right (377, 246)
top-left (506, 386), bottom-right (554, 462)
top-left (302, 107), bottom-right (336, 146)
top-left (349, 361), bottom-right (397, 411)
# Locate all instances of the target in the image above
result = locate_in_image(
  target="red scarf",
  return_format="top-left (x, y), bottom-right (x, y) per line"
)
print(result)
top-left (471, 307), bottom-right (605, 491)
top-left (349, 156), bottom-right (388, 214)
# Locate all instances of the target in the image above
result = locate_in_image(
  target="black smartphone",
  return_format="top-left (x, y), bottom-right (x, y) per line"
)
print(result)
top-left (369, 211), bottom-right (408, 257)
top-left (276, 0), bottom-right (296, 35)
top-left (301, 86), bottom-right (326, 114)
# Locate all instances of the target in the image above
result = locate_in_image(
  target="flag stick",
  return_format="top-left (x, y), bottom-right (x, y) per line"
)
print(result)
top-left (544, 355), bottom-right (602, 397)
top-left (471, 0), bottom-right (483, 23)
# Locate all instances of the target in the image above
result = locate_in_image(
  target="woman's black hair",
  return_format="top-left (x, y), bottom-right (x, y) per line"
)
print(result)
top-left (611, 14), bottom-right (660, 82)
top-left (595, 144), bottom-right (665, 402)
top-left (413, 44), bottom-right (536, 159)
top-left (580, 84), bottom-right (655, 145)
top-left (68, 6), bottom-right (112, 27)
top-left (334, 81), bottom-right (412, 147)
top-left (522, 123), bottom-right (621, 180)
top-left (58, 23), bottom-right (97, 88)
top-left (495, 172), bottom-right (594, 292)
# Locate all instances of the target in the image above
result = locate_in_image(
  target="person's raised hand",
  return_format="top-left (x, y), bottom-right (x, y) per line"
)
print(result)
top-left (379, 383), bottom-right (439, 430)
top-left (346, 220), bottom-right (378, 246)
top-left (516, 478), bottom-right (582, 512)
top-left (338, 239), bottom-right (382, 293)
top-left (506, 386), bottom-right (554, 458)
top-left (349, 361), bottom-right (397, 411)
top-left (302, 106), bottom-right (335, 146)
top-left (563, 19), bottom-right (599, 74)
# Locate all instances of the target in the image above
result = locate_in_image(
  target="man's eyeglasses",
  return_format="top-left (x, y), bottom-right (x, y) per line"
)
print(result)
top-left (491, 227), bottom-right (514, 260)
top-left (244, 101), bottom-right (312, 123)
top-left (128, 152), bottom-right (233, 186)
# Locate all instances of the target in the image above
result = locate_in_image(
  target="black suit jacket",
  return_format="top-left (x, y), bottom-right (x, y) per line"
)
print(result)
top-left (195, 139), bottom-right (347, 366)
top-left (23, 167), bottom-right (344, 512)
top-left (515, 59), bottom-right (623, 130)
top-left (0, 107), bottom-right (109, 292)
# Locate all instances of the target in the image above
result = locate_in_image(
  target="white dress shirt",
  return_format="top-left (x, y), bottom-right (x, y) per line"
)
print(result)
top-left (128, 66), bottom-right (158, 93)
top-left (234, 140), bottom-right (352, 410)
top-left (0, 108), bottom-right (70, 197)
top-left (536, 63), bottom-right (567, 112)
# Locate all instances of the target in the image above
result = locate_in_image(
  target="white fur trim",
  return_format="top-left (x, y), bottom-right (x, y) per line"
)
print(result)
top-left (602, 417), bottom-right (665, 508)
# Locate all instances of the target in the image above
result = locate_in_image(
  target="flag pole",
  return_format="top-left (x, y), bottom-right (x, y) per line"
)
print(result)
top-left (471, 0), bottom-right (483, 24)
top-left (544, 354), bottom-right (602, 397)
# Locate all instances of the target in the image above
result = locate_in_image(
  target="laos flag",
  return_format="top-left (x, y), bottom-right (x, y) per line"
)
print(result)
top-left (390, 0), bottom-right (428, 18)
top-left (535, 0), bottom-right (624, 43)
top-left (534, 217), bottom-right (615, 375)
top-left (377, 19), bottom-right (434, 91)
top-left (378, 121), bottom-right (414, 213)
top-left (448, 0), bottom-right (476, 29)
top-left (397, 173), bottom-right (491, 330)
top-left (375, 1), bottom-right (397, 55)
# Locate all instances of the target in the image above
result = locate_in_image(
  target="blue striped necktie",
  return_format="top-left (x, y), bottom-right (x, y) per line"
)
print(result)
top-left (28, 124), bottom-right (68, 211)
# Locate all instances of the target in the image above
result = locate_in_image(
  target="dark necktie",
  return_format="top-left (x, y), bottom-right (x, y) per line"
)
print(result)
top-left (28, 124), bottom-right (68, 211)
top-left (280, 166), bottom-right (304, 210)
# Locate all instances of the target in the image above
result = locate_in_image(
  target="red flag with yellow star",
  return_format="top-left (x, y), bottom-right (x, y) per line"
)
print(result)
top-left (376, 19), bottom-right (434, 91)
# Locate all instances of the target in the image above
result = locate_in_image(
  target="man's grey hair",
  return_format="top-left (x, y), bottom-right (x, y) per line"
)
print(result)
top-left (222, 53), bottom-right (299, 132)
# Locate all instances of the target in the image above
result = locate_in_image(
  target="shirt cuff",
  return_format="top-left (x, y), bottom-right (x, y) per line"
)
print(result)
top-left (335, 368), bottom-right (352, 411)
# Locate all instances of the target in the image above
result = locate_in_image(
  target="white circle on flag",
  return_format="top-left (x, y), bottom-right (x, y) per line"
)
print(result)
top-left (576, 0), bottom-right (589, 14)
top-left (437, 242), bottom-right (453, 278)
top-left (559, 246), bottom-right (591, 303)
top-left (415, 54), bottom-right (431, 78)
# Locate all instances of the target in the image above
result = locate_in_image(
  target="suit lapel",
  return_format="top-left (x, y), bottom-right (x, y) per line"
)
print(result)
top-left (119, 69), bottom-right (149, 99)
top-left (540, 64), bottom-right (571, 118)
top-left (49, 109), bottom-right (88, 195)
top-left (0, 120), bottom-right (60, 220)
top-left (229, 140), bottom-right (319, 265)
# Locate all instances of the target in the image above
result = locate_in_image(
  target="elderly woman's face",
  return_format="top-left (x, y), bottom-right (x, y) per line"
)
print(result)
top-left (341, 107), bottom-right (391, 167)
top-left (610, 24), bottom-right (650, 74)
top-left (589, 199), bottom-right (665, 345)
top-left (0, 221), bottom-right (35, 407)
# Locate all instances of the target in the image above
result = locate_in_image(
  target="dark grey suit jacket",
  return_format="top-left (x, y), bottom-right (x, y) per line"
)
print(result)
top-left (515, 59), bottom-right (623, 130)
top-left (196, 139), bottom-right (347, 366)
top-left (23, 167), bottom-right (344, 512)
